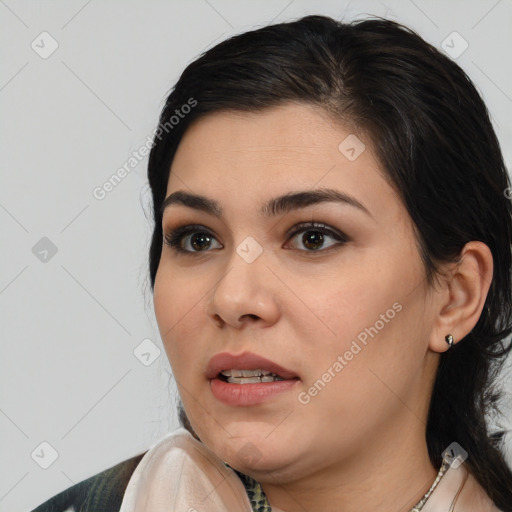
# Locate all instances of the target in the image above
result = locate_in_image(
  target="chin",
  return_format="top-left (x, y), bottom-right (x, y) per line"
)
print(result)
top-left (217, 431), bottom-right (302, 477)
top-left (191, 413), bottom-right (305, 468)
top-left (234, 452), bottom-right (314, 485)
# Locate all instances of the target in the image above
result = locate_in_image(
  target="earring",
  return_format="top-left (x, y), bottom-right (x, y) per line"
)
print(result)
top-left (445, 334), bottom-right (454, 349)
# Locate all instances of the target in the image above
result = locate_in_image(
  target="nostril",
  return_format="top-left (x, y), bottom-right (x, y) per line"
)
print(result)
top-left (213, 314), bottom-right (224, 327)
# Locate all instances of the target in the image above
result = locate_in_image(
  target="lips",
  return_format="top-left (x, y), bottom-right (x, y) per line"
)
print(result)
top-left (206, 351), bottom-right (299, 381)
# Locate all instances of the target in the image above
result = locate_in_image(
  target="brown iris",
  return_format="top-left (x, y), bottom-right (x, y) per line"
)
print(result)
top-left (190, 233), bottom-right (212, 251)
top-left (302, 231), bottom-right (324, 250)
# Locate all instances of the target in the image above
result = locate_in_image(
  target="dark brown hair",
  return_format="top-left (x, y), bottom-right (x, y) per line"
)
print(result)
top-left (146, 15), bottom-right (512, 508)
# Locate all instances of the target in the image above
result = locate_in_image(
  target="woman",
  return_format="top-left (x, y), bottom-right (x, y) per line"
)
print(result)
top-left (32, 13), bottom-right (512, 512)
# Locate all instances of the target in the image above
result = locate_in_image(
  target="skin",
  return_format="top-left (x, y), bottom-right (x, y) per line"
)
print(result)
top-left (153, 102), bottom-right (493, 512)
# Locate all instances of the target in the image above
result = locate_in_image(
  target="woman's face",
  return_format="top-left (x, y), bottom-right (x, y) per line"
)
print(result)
top-left (153, 103), bottom-right (440, 483)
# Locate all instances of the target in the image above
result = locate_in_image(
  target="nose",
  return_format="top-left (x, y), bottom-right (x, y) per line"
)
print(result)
top-left (206, 251), bottom-right (281, 329)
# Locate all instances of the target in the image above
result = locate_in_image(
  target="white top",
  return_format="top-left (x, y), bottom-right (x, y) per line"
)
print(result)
top-left (119, 428), bottom-right (502, 512)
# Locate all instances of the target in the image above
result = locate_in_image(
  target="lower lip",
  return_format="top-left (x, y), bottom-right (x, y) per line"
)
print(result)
top-left (210, 377), bottom-right (300, 406)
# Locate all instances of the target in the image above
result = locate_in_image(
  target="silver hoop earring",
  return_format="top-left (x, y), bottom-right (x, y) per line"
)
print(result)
top-left (445, 334), bottom-right (454, 349)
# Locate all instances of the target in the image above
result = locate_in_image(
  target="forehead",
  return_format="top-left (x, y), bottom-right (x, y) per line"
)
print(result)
top-left (172, 103), bottom-right (349, 166)
top-left (165, 103), bottom-right (402, 224)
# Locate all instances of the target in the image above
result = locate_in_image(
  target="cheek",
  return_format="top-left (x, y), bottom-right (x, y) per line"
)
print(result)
top-left (292, 273), bottom-right (390, 364)
top-left (293, 264), bottom-right (422, 400)
top-left (153, 268), bottom-right (199, 369)
top-left (317, 293), bottom-right (427, 420)
top-left (153, 272), bottom-right (175, 346)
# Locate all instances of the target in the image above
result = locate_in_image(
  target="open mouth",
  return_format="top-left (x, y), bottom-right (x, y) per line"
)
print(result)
top-left (217, 369), bottom-right (287, 384)
top-left (208, 353), bottom-right (300, 406)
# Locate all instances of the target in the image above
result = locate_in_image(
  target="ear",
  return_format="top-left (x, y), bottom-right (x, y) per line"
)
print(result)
top-left (428, 241), bottom-right (493, 353)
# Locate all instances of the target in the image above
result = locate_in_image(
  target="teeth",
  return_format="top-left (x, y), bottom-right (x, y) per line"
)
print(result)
top-left (226, 375), bottom-right (285, 384)
top-left (220, 369), bottom-right (274, 377)
top-left (219, 369), bottom-right (287, 383)
top-left (227, 377), bottom-right (263, 384)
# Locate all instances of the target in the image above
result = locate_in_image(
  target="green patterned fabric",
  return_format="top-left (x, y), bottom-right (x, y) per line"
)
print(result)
top-left (227, 465), bottom-right (272, 512)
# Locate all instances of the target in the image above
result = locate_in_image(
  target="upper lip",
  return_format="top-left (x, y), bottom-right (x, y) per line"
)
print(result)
top-left (206, 351), bottom-right (299, 380)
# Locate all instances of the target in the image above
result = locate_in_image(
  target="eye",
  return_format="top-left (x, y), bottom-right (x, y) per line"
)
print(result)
top-left (163, 221), bottom-right (348, 255)
top-left (285, 222), bottom-right (348, 252)
top-left (163, 224), bottom-right (222, 254)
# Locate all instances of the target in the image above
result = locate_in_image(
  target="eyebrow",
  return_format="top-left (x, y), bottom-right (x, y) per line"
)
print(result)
top-left (161, 188), bottom-right (373, 219)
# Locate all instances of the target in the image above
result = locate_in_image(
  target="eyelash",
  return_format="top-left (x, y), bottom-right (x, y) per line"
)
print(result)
top-left (163, 222), bottom-right (348, 255)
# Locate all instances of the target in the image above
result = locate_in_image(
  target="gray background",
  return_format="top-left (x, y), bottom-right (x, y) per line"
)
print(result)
top-left (1, 1), bottom-right (511, 511)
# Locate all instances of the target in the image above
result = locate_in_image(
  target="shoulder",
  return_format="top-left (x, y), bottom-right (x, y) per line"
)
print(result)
top-left (30, 451), bottom-right (147, 512)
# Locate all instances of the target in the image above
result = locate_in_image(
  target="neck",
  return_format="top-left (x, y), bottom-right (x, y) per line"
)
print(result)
top-left (260, 415), bottom-right (438, 512)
